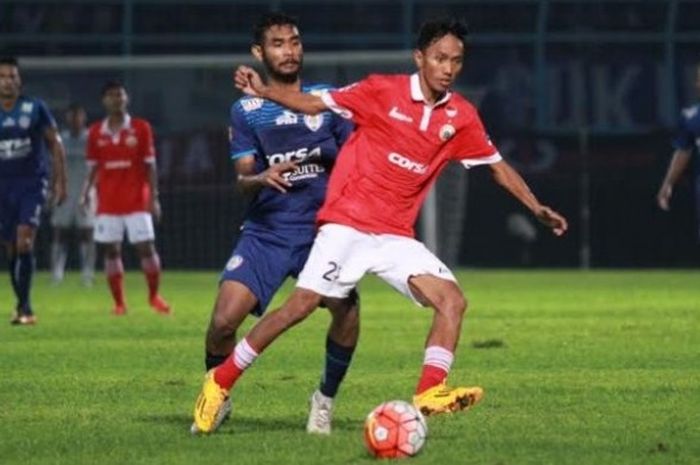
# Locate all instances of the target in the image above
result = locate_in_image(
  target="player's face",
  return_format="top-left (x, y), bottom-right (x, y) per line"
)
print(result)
top-left (413, 34), bottom-right (464, 99)
top-left (256, 24), bottom-right (303, 83)
top-left (66, 108), bottom-right (86, 132)
top-left (102, 87), bottom-right (128, 115)
top-left (0, 64), bottom-right (21, 100)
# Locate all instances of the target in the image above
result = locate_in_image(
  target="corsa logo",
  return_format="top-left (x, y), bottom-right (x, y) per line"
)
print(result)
top-left (387, 152), bottom-right (427, 174)
top-left (267, 146), bottom-right (321, 165)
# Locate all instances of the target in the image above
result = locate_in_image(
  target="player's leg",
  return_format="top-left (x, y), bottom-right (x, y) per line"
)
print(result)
top-left (193, 287), bottom-right (323, 433)
top-left (127, 212), bottom-right (169, 314)
top-left (374, 236), bottom-right (482, 416)
top-left (307, 291), bottom-right (360, 434)
top-left (407, 274), bottom-right (482, 415)
top-left (78, 226), bottom-right (96, 286)
top-left (12, 178), bottom-right (45, 324)
top-left (95, 215), bottom-right (128, 314)
top-left (13, 224), bottom-right (38, 324)
top-left (50, 227), bottom-right (68, 284)
top-left (193, 224), bottom-right (368, 433)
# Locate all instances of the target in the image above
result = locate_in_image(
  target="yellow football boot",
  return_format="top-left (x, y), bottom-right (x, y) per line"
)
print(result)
top-left (192, 369), bottom-right (230, 434)
top-left (413, 382), bottom-right (484, 416)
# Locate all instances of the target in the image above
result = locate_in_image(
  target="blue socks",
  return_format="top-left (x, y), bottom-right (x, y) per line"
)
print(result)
top-left (319, 337), bottom-right (355, 398)
top-left (16, 252), bottom-right (34, 315)
top-left (7, 254), bottom-right (19, 307)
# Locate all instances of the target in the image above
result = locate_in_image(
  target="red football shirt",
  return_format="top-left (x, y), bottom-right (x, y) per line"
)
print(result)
top-left (318, 73), bottom-right (501, 237)
top-left (86, 115), bottom-right (155, 214)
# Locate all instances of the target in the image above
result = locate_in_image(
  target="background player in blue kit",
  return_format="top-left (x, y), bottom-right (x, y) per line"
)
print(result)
top-left (192, 13), bottom-right (359, 435)
top-left (0, 56), bottom-right (67, 325)
top-left (657, 63), bottom-right (700, 223)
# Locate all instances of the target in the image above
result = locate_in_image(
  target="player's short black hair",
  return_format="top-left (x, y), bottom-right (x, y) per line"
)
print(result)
top-left (252, 11), bottom-right (299, 45)
top-left (0, 56), bottom-right (20, 68)
top-left (416, 19), bottom-right (469, 51)
top-left (101, 79), bottom-right (125, 96)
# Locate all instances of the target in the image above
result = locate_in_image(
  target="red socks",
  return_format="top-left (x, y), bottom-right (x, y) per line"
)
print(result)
top-left (140, 254), bottom-right (161, 300)
top-left (415, 345), bottom-right (454, 394)
top-left (105, 258), bottom-right (125, 307)
top-left (213, 338), bottom-right (259, 389)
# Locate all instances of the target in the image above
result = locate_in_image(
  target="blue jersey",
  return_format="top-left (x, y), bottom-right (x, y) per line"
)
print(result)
top-left (0, 95), bottom-right (56, 179)
top-left (672, 103), bottom-right (700, 152)
top-left (230, 83), bottom-right (353, 244)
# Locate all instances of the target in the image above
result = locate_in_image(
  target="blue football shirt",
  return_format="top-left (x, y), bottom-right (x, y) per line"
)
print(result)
top-left (229, 83), bottom-right (353, 244)
top-left (0, 95), bottom-right (56, 179)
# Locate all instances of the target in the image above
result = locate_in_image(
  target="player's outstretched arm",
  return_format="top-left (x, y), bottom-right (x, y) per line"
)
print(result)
top-left (235, 156), bottom-right (299, 194)
top-left (234, 65), bottom-right (328, 115)
top-left (489, 160), bottom-right (568, 236)
top-left (657, 148), bottom-right (692, 211)
top-left (44, 126), bottom-right (67, 206)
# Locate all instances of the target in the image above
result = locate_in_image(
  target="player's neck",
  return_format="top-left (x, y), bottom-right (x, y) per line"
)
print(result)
top-left (417, 76), bottom-right (444, 105)
top-left (107, 113), bottom-right (127, 130)
top-left (0, 96), bottom-right (18, 111)
top-left (267, 78), bottom-right (301, 93)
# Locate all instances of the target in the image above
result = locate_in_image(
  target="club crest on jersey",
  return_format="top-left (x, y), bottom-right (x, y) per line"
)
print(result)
top-left (126, 135), bottom-right (138, 147)
top-left (439, 124), bottom-right (456, 141)
top-left (21, 102), bottom-right (34, 113)
top-left (18, 116), bottom-right (31, 129)
top-left (241, 98), bottom-right (264, 112)
top-left (225, 254), bottom-right (244, 271)
top-left (303, 114), bottom-right (323, 132)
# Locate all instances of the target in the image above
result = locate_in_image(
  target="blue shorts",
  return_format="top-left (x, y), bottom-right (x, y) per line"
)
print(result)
top-left (0, 177), bottom-right (47, 242)
top-left (221, 228), bottom-right (313, 316)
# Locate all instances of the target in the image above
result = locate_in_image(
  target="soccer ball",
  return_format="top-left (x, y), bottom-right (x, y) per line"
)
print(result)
top-left (364, 400), bottom-right (428, 459)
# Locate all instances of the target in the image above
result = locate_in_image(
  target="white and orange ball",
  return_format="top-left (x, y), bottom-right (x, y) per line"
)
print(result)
top-left (364, 400), bottom-right (427, 459)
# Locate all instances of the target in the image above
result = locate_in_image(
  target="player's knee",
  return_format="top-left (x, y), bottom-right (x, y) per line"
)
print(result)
top-left (211, 312), bottom-right (240, 339)
top-left (437, 291), bottom-right (467, 321)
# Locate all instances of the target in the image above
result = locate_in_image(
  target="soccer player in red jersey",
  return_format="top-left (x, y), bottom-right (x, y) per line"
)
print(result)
top-left (193, 19), bottom-right (568, 432)
top-left (80, 80), bottom-right (170, 316)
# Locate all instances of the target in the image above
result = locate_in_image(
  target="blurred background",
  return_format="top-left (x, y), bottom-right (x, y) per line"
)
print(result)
top-left (2, 0), bottom-right (700, 269)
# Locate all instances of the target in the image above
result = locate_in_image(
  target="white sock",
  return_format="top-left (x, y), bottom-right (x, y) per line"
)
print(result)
top-left (233, 338), bottom-right (259, 371)
top-left (424, 345), bottom-right (454, 373)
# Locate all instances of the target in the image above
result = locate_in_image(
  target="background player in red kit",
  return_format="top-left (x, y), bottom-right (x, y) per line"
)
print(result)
top-left (81, 80), bottom-right (170, 316)
top-left (193, 19), bottom-right (568, 432)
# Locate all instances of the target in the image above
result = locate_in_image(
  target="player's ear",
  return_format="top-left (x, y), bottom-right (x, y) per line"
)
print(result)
top-left (413, 49), bottom-right (424, 70)
top-left (251, 44), bottom-right (263, 62)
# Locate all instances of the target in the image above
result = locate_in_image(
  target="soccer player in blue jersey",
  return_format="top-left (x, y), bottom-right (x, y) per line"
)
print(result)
top-left (0, 57), bottom-right (67, 325)
top-left (191, 12), bottom-right (359, 435)
top-left (658, 64), bottom-right (700, 216)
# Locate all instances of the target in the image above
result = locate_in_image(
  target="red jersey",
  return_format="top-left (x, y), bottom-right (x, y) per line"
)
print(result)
top-left (318, 73), bottom-right (501, 237)
top-left (86, 115), bottom-right (155, 214)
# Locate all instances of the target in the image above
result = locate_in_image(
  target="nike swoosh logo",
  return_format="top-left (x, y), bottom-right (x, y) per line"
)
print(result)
top-left (389, 106), bottom-right (413, 123)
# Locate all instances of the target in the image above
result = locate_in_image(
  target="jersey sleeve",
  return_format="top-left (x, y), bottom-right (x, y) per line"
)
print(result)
top-left (330, 112), bottom-right (355, 146)
top-left (35, 99), bottom-right (57, 132)
top-left (449, 111), bottom-right (502, 168)
top-left (320, 75), bottom-right (379, 126)
top-left (141, 121), bottom-right (156, 164)
top-left (672, 110), bottom-right (695, 151)
top-left (229, 103), bottom-right (257, 160)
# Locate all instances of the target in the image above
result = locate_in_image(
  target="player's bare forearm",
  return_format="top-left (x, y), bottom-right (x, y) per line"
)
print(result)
top-left (234, 65), bottom-right (327, 115)
top-left (262, 86), bottom-right (327, 115)
top-left (146, 162), bottom-right (162, 220)
top-left (661, 149), bottom-right (691, 188)
top-left (490, 161), bottom-right (540, 213)
top-left (46, 127), bottom-right (67, 204)
top-left (235, 157), bottom-right (297, 194)
top-left (80, 165), bottom-right (98, 207)
top-left (490, 160), bottom-right (568, 235)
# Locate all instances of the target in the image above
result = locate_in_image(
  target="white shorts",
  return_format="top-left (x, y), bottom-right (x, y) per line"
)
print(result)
top-left (297, 223), bottom-right (458, 306)
top-left (94, 212), bottom-right (155, 244)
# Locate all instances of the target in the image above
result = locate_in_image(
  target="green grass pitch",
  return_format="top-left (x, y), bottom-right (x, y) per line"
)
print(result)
top-left (1, 270), bottom-right (699, 465)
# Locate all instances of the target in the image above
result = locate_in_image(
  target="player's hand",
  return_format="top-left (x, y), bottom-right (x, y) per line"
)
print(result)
top-left (52, 180), bottom-right (67, 207)
top-left (259, 161), bottom-right (299, 193)
top-left (150, 197), bottom-right (162, 222)
top-left (234, 66), bottom-right (265, 97)
top-left (657, 183), bottom-right (672, 211)
top-left (536, 205), bottom-right (568, 236)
